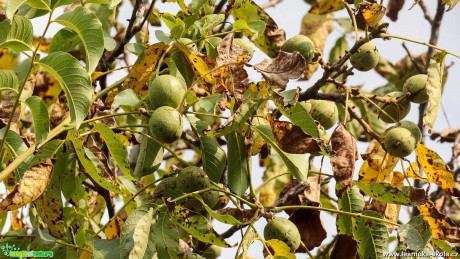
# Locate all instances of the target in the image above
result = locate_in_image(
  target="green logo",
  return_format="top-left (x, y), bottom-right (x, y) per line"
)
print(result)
top-left (1, 243), bottom-right (53, 258)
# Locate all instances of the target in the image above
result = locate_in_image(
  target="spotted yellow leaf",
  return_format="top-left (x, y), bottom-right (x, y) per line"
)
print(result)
top-left (418, 201), bottom-right (459, 242)
top-left (359, 2), bottom-right (386, 27)
top-left (405, 161), bottom-right (427, 181)
top-left (309, 0), bottom-right (343, 15)
top-left (358, 141), bottom-right (399, 184)
top-left (0, 48), bottom-right (19, 69)
top-left (105, 216), bottom-right (124, 239)
top-left (415, 144), bottom-right (454, 193)
top-left (175, 43), bottom-right (215, 91)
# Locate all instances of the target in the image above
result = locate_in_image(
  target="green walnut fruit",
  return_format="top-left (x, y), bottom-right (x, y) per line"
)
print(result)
top-left (153, 176), bottom-right (177, 198)
top-left (149, 106), bottom-right (183, 144)
top-left (149, 75), bottom-right (187, 109)
top-left (350, 42), bottom-right (380, 71)
top-left (177, 166), bottom-right (218, 208)
top-left (234, 38), bottom-right (254, 60)
top-left (202, 246), bottom-right (221, 259)
top-left (384, 127), bottom-right (417, 158)
top-left (300, 100), bottom-right (338, 129)
top-left (282, 35), bottom-right (315, 63)
top-left (397, 120), bottom-right (421, 144)
top-left (264, 217), bottom-right (301, 252)
top-left (181, 253), bottom-right (204, 259)
top-left (378, 91), bottom-right (410, 123)
top-left (402, 74), bottom-right (429, 104)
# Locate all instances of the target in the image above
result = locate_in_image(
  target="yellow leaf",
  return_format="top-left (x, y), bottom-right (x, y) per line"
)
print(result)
top-left (105, 216), bottom-right (124, 240)
top-left (0, 48), bottom-right (19, 69)
top-left (0, 162), bottom-right (53, 211)
top-left (418, 201), bottom-right (460, 242)
top-left (11, 210), bottom-right (24, 230)
top-left (33, 37), bottom-right (50, 53)
top-left (415, 144), bottom-right (454, 193)
top-left (265, 239), bottom-right (296, 259)
top-left (91, 71), bottom-right (106, 82)
top-left (359, 141), bottom-right (399, 184)
top-left (309, 0), bottom-right (343, 15)
top-left (405, 161), bottom-right (427, 181)
top-left (175, 43), bottom-right (216, 91)
top-left (359, 2), bottom-right (386, 27)
top-left (105, 42), bottom-right (169, 107)
top-left (33, 71), bottom-right (61, 107)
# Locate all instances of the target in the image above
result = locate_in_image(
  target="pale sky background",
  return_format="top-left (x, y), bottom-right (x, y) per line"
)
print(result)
top-left (11, 0), bottom-right (460, 258)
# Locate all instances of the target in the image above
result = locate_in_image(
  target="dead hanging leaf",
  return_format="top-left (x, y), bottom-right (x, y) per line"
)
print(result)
top-left (270, 120), bottom-right (320, 154)
top-left (33, 71), bottom-right (61, 107)
top-left (355, 1), bottom-right (387, 29)
top-left (248, 81), bottom-right (272, 97)
top-left (0, 48), bottom-right (19, 69)
top-left (330, 124), bottom-right (358, 188)
top-left (418, 201), bottom-right (460, 243)
top-left (105, 42), bottom-right (169, 107)
top-left (416, 144), bottom-right (454, 193)
top-left (254, 51), bottom-right (306, 88)
top-left (0, 161), bottom-right (53, 211)
top-left (430, 128), bottom-right (459, 143)
top-left (50, 92), bottom-right (69, 129)
top-left (213, 33), bottom-right (249, 101)
top-left (300, 13), bottom-right (334, 79)
top-left (105, 216), bottom-right (124, 239)
top-left (330, 234), bottom-right (358, 259)
top-left (309, 0), bottom-right (343, 14)
top-left (358, 140), bottom-right (399, 184)
top-left (386, 0), bottom-right (405, 21)
top-left (0, 91), bottom-right (20, 127)
top-left (424, 52), bottom-right (446, 132)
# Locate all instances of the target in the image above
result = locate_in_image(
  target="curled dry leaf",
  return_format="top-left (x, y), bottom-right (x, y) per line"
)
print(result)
top-left (271, 120), bottom-right (320, 154)
top-left (50, 92), bottom-right (69, 128)
top-left (330, 124), bottom-right (358, 188)
top-left (0, 161), bottom-right (53, 211)
top-left (254, 51), bottom-right (306, 88)
top-left (386, 0), bottom-right (405, 21)
top-left (330, 234), bottom-right (358, 259)
top-left (0, 91), bottom-right (20, 126)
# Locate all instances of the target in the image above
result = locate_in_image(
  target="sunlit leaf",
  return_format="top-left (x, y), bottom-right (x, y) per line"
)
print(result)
top-left (418, 201), bottom-right (460, 243)
top-left (129, 208), bottom-right (154, 258)
top-left (264, 239), bottom-right (296, 259)
top-left (354, 181), bottom-right (427, 206)
top-left (0, 15), bottom-right (33, 52)
top-left (442, 0), bottom-right (459, 11)
top-left (309, 0), bottom-right (343, 14)
top-left (175, 42), bottom-right (215, 90)
top-left (359, 141), bottom-right (399, 184)
top-left (423, 52), bottom-right (446, 131)
top-left (105, 216), bottom-right (124, 240)
top-left (415, 144), bottom-right (454, 193)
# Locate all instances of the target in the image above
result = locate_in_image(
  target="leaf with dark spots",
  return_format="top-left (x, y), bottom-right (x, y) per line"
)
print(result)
top-left (416, 144), bottom-right (454, 193)
top-left (330, 124), bottom-right (358, 189)
top-left (330, 235), bottom-right (358, 259)
top-left (270, 119), bottom-right (320, 154)
top-left (272, 88), bottom-right (300, 110)
top-left (354, 181), bottom-right (427, 206)
top-left (254, 51), bottom-right (306, 88)
top-left (418, 201), bottom-right (460, 243)
top-left (215, 208), bottom-right (256, 224)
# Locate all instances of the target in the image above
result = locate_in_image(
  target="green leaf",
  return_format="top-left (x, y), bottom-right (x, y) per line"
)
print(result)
top-left (233, 20), bottom-right (266, 40)
top-left (0, 69), bottom-right (19, 90)
top-left (399, 215), bottom-right (432, 251)
top-left (29, 139), bottom-right (64, 166)
top-left (354, 181), bottom-right (427, 206)
top-left (49, 28), bottom-right (81, 53)
top-left (169, 204), bottom-right (231, 248)
top-left (25, 96), bottom-right (49, 145)
top-left (53, 143), bottom-right (85, 201)
top-left (192, 194), bottom-right (242, 225)
top-left (130, 208), bottom-right (154, 258)
top-left (53, 6), bottom-right (104, 73)
top-left (27, 0), bottom-right (51, 10)
top-left (37, 52), bottom-right (92, 129)
top-left (94, 239), bottom-right (121, 259)
top-left (198, 14), bottom-right (225, 37)
top-left (0, 127), bottom-right (27, 160)
top-left (352, 211), bottom-right (389, 259)
top-left (337, 185), bottom-right (364, 236)
top-left (253, 125), bottom-right (308, 182)
top-left (133, 134), bottom-right (164, 178)
top-left (6, 0), bottom-right (27, 19)
top-left (0, 15), bottom-right (33, 52)
top-left (283, 102), bottom-right (319, 138)
top-left (124, 43), bottom-right (146, 56)
top-left (93, 123), bottom-right (133, 180)
top-left (227, 132), bottom-right (250, 196)
top-left (152, 208), bottom-right (179, 259)
top-left (424, 52), bottom-right (446, 132)
top-left (329, 35), bottom-right (349, 64)
top-left (111, 89), bottom-right (142, 111)
top-left (238, 228), bottom-right (258, 258)
top-left (67, 130), bottom-right (120, 193)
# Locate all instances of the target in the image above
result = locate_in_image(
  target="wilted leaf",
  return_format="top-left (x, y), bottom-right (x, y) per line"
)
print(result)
top-left (354, 181), bottom-right (427, 206)
top-left (270, 120), bottom-right (320, 154)
top-left (330, 124), bottom-right (358, 188)
top-left (32, 71), bottom-right (61, 107)
top-left (406, 161), bottom-right (426, 180)
top-left (238, 228), bottom-right (258, 258)
top-left (106, 43), bottom-right (169, 107)
top-left (352, 211), bottom-right (389, 258)
top-left (416, 144), bottom-right (454, 193)
top-left (386, 0), bottom-right (405, 21)
top-left (168, 204), bottom-right (231, 248)
top-left (359, 140), bottom-right (399, 184)
top-left (105, 216), bottom-right (124, 240)
top-left (229, 0), bottom-right (285, 57)
top-left (399, 215), bottom-right (432, 251)
top-left (0, 48), bottom-right (19, 69)
top-left (254, 51), bottom-right (306, 88)
top-left (0, 91), bottom-right (20, 126)
top-left (424, 52), bottom-right (446, 131)
top-left (418, 201), bottom-right (460, 243)
top-left (330, 235), bottom-right (358, 259)
top-left (309, 0), bottom-right (343, 14)
top-left (0, 161), bottom-right (52, 211)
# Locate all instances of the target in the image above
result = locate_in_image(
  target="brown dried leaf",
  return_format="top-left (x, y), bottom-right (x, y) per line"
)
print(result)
top-left (0, 91), bottom-right (20, 126)
top-left (50, 92), bottom-right (69, 129)
top-left (330, 235), bottom-right (358, 259)
top-left (254, 51), bottom-right (306, 88)
top-left (430, 129), bottom-right (459, 143)
top-left (271, 120), bottom-right (320, 154)
top-left (418, 201), bottom-right (460, 243)
top-left (330, 124), bottom-right (358, 187)
top-left (386, 0), bottom-right (405, 21)
top-left (0, 161), bottom-right (53, 211)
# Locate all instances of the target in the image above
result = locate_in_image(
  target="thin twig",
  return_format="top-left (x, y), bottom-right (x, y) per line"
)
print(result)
top-left (260, 0), bottom-right (284, 9)
top-left (418, 0), bottom-right (434, 25)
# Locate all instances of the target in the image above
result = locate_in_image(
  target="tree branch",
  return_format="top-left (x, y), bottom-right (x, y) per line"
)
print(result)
top-left (418, 0), bottom-right (434, 25)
